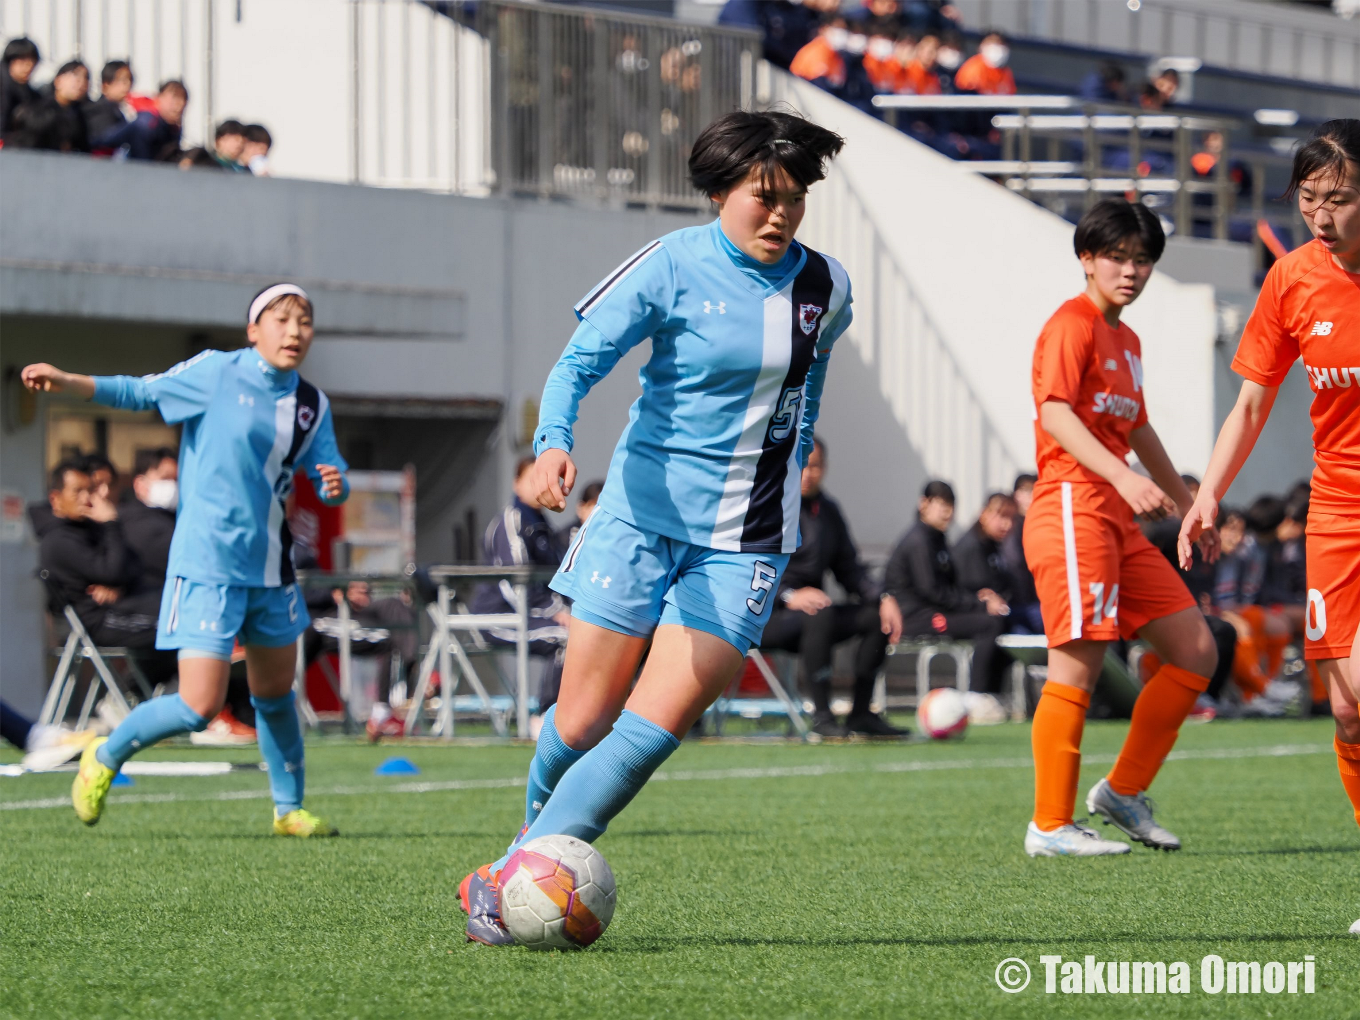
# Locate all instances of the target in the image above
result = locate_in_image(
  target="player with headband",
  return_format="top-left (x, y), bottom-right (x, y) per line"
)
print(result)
top-left (23, 283), bottom-right (350, 837)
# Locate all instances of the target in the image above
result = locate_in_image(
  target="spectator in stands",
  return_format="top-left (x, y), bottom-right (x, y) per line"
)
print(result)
top-left (243, 123), bottom-right (272, 175)
top-left (791, 15), bottom-right (850, 92)
top-left (83, 451), bottom-right (118, 506)
top-left (85, 60), bottom-right (135, 156)
top-left (863, 19), bottom-right (909, 94)
top-left (31, 458), bottom-right (163, 656)
top-left (883, 480), bottom-right (1009, 694)
top-left (212, 119), bottom-right (249, 171)
top-left (1, 36), bottom-right (40, 140)
top-left (953, 491), bottom-right (1027, 629)
top-left (761, 438), bottom-right (905, 738)
top-left (1080, 61), bottom-right (1127, 103)
top-left (471, 455), bottom-right (571, 717)
top-left (121, 447), bottom-right (178, 594)
top-left (954, 30), bottom-right (1015, 96)
top-left (124, 79), bottom-right (187, 161)
top-left (902, 32), bottom-right (942, 95)
top-left (718, 0), bottom-right (822, 70)
top-left (901, 0), bottom-right (961, 36)
top-left (558, 479), bottom-right (604, 557)
top-left (6, 59), bottom-right (90, 153)
top-left (1001, 472), bottom-right (1041, 633)
top-left (1152, 67), bottom-right (1180, 106)
top-left (934, 31), bottom-right (965, 90)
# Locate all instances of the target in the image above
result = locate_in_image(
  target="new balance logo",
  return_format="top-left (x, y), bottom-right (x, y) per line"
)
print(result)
top-left (703, 301), bottom-right (726, 315)
top-left (589, 571), bottom-right (612, 588)
top-left (1310, 321), bottom-right (1334, 336)
top-left (1305, 363), bottom-right (1360, 390)
top-left (1104, 359), bottom-right (1118, 371)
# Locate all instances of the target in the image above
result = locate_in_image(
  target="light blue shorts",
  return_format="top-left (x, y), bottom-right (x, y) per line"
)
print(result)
top-left (157, 577), bottom-right (310, 659)
top-left (550, 508), bottom-right (789, 654)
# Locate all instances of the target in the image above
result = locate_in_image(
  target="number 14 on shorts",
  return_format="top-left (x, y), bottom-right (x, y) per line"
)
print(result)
top-left (1090, 582), bottom-right (1120, 626)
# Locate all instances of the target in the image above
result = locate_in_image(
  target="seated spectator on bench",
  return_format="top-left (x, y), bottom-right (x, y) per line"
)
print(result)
top-left (243, 122), bottom-right (272, 176)
top-left (120, 447), bottom-right (178, 593)
top-left (883, 480), bottom-right (1009, 694)
top-left (761, 438), bottom-right (905, 738)
top-left (953, 491), bottom-right (1030, 630)
top-left (472, 455), bottom-right (571, 719)
top-left (6, 58), bottom-right (90, 153)
top-left (31, 458), bottom-right (170, 683)
top-left (85, 59), bottom-right (134, 156)
top-left (953, 31), bottom-right (1015, 96)
top-left (2, 37), bottom-right (42, 140)
top-left (1001, 472), bottom-right (1043, 633)
top-left (120, 78), bottom-right (187, 162)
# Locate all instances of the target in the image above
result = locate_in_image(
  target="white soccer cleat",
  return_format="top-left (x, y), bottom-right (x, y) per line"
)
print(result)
top-left (1262, 679), bottom-right (1301, 706)
top-left (1025, 821), bottom-right (1131, 857)
top-left (1086, 777), bottom-right (1182, 851)
top-left (20, 725), bottom-right (97, 771)
top-left (1350, 918), bottom-right (1360, 936)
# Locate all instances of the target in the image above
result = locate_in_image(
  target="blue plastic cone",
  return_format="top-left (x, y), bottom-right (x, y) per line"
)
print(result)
top-left (374, 756), bottom-right (421, 776)
top-left (111, 772), bottom-right (134, 787)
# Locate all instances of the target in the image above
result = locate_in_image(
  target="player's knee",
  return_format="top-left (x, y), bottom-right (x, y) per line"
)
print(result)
top-left (1169, 620), bottom-right (1219, 679)
top-left (1334, 701), bottom-right (1360, 743)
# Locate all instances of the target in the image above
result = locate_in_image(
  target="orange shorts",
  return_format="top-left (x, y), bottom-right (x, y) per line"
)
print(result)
top-left (1304, 511), bottom-right (1360, 660)
top-left (1024, 480), bottom-right (1195, 648)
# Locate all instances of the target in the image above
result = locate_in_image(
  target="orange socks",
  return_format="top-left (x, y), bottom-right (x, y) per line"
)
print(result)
top-left (1232, 637), bottom-right (1270, 698)
top-left (1032, 681), bottom-right (1090, 831)
top-left (1107, 664), bottom-right (1211, 796)
top-left (1336, 736), bottom-right (1360, 830)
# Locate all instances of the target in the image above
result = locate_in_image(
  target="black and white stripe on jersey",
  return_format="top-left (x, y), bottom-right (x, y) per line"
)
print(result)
top-left (575, 240), bottom-right (664, 317)
top-left (739, 249), bottom-right (834, 552)
top-left (276, 378), bottom-right (322, 586)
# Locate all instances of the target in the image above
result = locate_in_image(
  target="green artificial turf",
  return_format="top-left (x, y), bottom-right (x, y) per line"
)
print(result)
top-left (2, 719), bottom-right (1357, 1019)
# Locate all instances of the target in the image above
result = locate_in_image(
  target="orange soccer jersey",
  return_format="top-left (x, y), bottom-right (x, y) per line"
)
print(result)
top-left (953, 54), bottom-right (1016, 95)
top-left (1234, 239), bottom-right (1360, 658)
top-left (1024, 295), bottom-right (1194, 647)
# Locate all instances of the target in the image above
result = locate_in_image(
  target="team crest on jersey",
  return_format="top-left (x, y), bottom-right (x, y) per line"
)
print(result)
top-left (799, 303), bottom-right (824, 336)
top-left (297, 405), bottom-right (316, 431)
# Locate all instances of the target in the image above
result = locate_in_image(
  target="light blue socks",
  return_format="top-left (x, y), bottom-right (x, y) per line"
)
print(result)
top-left (251, 691), bottom-right (306, 815)
top-left (524, 705), bottom-right (587, 830)
top-left (96, 693), bottom-right (207, 771)
top-left (495, 710), bottom-right (679, 871)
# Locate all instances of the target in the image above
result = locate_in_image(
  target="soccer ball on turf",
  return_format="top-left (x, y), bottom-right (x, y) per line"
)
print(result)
top-left (499, 834), bottom-right (616, 950)
top-left (917, 687), bottom-right (969, 740)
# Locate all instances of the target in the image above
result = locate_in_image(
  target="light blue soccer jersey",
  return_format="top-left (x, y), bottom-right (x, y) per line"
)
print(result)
top-left (92, 348), bottom-right (348, 587)
top-left (535, 218), bottom-right (852, 555)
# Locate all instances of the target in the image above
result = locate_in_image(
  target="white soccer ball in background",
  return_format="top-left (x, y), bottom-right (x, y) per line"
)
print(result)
top-left (499, 834), bottom-right (617, 950)
top-left (917, 687), bottom-right (970, 740)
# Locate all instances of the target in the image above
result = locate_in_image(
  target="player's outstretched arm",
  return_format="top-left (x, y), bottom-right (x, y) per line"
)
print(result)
top-left (1039, 399), bottom-right (1172, 519)
top-left (20, 364), bottom-right (95, 400)
top-left (1177, 380), bottom-right (1279, 568)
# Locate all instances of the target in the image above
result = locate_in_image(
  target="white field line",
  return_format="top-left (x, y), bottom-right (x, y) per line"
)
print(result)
top-left (0, 743), bottom-right (1332, 814)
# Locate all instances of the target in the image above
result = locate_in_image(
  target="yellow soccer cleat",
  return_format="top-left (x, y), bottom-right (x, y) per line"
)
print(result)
top-left (273, 808), bottom-right (339, 838)
top-left (71, 737), bottom-right (116, 826)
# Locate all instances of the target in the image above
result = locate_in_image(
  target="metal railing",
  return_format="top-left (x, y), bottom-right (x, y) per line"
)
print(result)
top-left (478, 0), bottom-right (761, 209)
top-left (955, 0), bottom-right (1360, 91)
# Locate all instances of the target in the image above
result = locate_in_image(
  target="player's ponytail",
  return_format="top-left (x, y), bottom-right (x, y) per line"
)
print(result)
top-left (688, 109), bottom-right (844, 206)
top-left (1285, 118), bottom-right (1360, 199)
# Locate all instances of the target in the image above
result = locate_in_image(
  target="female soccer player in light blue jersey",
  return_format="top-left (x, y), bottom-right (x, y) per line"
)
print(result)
top-left (22, 284), bottom-right (349, 837)
top-left (463, 110), bottom-right (851, 943)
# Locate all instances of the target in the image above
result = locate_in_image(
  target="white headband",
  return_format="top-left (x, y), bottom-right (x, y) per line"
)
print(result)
top-left (248, 283), bottom-right (310, 325)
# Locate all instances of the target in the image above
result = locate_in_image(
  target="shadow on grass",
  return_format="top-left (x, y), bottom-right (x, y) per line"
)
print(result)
top-left (598, 931), bottom-right (1359, 953)
top-left (1190, 845), bottom-right (1360, 857)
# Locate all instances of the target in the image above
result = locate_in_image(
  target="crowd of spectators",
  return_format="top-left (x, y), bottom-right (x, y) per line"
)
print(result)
top-left (1, 37), bottom-right (273, 175)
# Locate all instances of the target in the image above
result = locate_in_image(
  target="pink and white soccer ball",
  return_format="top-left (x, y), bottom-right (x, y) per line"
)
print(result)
top-left (499, 834), bottom-right (617, 950)
top-left (917, 687), bottom-right (970, 740)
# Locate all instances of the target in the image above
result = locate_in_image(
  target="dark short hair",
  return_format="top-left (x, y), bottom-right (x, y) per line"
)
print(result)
top-left (49, 458), bottom-right (88, 493)
top-left (1284, 490), bottom-right (1308, 523)
top-left (82, 453), bottom-right (115, 483)
top-left (1286, 118), bottom-right (1360, 200)
top-left (133, 446), bottom-right (177, 479)
top-left (216, 118), bottom-right (246, 140)
top-left (1216, 506), bottom-right (1245, 529)
top-left (981, 29), bottom-right (1007, 43)
top-left (101, 59), bottom-right (131, 85)
top-left (982, 491), bottom-right (1016, 514)
top-left (1073, 198), bottom-right (1165, 263)
top-left (1245, 495), bottom-right (1285, 535)
top-left (688, 110), bottom-right (844, 206)
top-left (55, 59), bottom-right (87, 78)
top-left (244, 123), bottom-right (272, 146)
top-left (514, 455), bottom-right (537, 480)
top-left (1180, 473), bottom-right (1199, 489)
top-left (580, 480), bottom-right (604, 505)
top-left (3, 37), bottom-right (39, 65)
top-left (1012, 472), bottom-right (1037, 492)
top-left (922, 479), bottom-right (955, 505)
top-left (158, 78), bottom-right (188, 99)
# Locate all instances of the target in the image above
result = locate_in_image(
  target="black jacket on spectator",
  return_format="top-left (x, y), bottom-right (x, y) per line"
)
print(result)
top-left (1001, 516), bottom-right (1038, 605)
top-left (470, 497), bottom-right (567, 629)
top-left (1261, 536), bottom-right (1306, 606)
top-left (30, 503), bottom-right (141, 631)
top-left (1, 70), bottom-right (38, 138)
top-left (953, 524), bottom-right (1016, 603)
top-left (884, 521), bottom-right (981, 618)
top-left (84, 96), bottom-right (130, 150)
top-left (717, 0), bottom-right (817, 69)
top-left (6, 94), bottom-right (89, 151)
top-left (119, 496), bottom-right (175, 593)
top-left (778, 492), bottom-right (878, 602)
top-left (1145, 517), bottom-right (1215, 606)
top-left (123, 111), bottom-right (181, 161)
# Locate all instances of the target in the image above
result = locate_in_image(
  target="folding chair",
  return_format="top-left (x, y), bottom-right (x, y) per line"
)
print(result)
top-left (37, 604), bottom-right (149, 730)
top-left (885, 637), bottom-right (974, 706)
top-left (705, 649), bottom-right (809, 738)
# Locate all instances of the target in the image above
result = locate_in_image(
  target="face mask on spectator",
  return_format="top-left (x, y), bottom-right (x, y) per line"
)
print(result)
top-left (937, 46), bottom-right (962, 70)
top-left (868, 38), bottom-right (895, 61)
top-left (824, 27), bottom-right (849, 51)
top-left (981, 42), bottom-right (1009, 68)
top-left (146, 479), bottom-right (178, 510)
top-left (844, 33), bottom-right (868, 55)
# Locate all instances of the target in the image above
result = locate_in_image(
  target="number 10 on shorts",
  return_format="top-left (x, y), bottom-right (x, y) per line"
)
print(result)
top-left (1090, 582), bottom-right (1120, 626)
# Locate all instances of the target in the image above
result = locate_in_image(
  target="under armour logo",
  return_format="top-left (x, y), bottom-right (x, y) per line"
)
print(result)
top-left (239, 393), bottom-right (255, 406)
top-left (1311, 321), bottom-right (1334, 336)
top-left (199, 620), bottom-right (220, 631)
top-left (590, 571), bottom-right (612, 588)
top-left (703, 300), bottom-right (726, 314)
